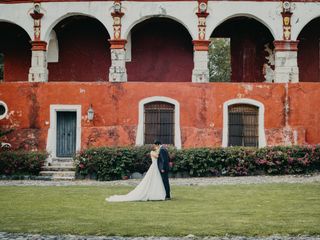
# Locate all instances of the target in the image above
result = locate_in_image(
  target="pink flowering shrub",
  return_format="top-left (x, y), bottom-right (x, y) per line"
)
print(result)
top-left (74, 145), bottom-right (320, 180)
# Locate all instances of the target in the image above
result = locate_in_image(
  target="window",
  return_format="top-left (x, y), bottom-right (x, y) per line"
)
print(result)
top-left (0, 53), bottom-right (4, 82)
top-left (144, 101), bottom-right (175, 145)
top-left (228, 104), bottom-right (258, 147)
top-left (0, 101), bottom-right (8, 120)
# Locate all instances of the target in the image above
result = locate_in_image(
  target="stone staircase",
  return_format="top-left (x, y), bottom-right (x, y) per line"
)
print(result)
top-left (40, 158), bottom-right (75, 180)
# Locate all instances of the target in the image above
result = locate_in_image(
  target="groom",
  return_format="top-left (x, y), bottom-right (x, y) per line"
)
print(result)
top-left (154, 140), bottom-right (171, 200)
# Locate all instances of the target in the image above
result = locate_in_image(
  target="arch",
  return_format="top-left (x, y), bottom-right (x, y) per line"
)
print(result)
top-left (47, 15), bottom-right (111, 82)
top-left (0, 19), bottom-right (32, 40)
top-left (44, 12), bottom-right (111, 43)
top-left (126, 17), bottom-right (193, 82)
top-left (294, 15), bottom-right (320, 41)
top-left (136, 96), bottom-right (182, 149)
top-left (210, 15), bottom-right (275, 83)
top-left (222, 98), bottom-right (266, 148)
top-left (123, 15), bottom-right (195, 40)
top-left (208, 13), bottom-right (276, 40)
top-left (297, 16), bottom-right (320, 82)
top-left (0, 21), bottom-right (32, 82)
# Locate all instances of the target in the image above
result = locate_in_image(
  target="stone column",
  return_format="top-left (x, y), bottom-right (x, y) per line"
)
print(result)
top-left (109, 40), bottom-right (127, 82)
top-left (192, 0), bottom-right (210, 83)
top-left (28, 3), bottom-right (48, 82)
top-left (192, 40), bottom-right (211, 83)
top-left (29, 41), bottom-right (48, 82)
top-left (273, 40), bottom-right (299, 83)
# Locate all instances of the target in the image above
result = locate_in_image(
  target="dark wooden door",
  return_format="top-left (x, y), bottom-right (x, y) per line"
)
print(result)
top-left (56, 112), bottom-right (76, 157)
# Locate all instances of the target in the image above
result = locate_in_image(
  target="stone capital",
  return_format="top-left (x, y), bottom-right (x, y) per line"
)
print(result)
top-left (31, 41), bottom-right (47, 51)
top-left (109, 39), bottom-right (127, 49)
top-left (192, 40), bottom-right (211, 51)
top-left (274, 40), bottom-right (299, 52)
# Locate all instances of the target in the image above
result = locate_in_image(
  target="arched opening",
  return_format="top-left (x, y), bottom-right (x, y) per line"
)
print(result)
top-left (210, 17), bottom-right (274, 82)
top-left (298, 17), bottom-right (320, 82)
top-left (126, 18), bottom-right (193, 82)
top-left (48, 16), bottom-right (111, 82)
top-left (0, 22), bottom-right (31, 82)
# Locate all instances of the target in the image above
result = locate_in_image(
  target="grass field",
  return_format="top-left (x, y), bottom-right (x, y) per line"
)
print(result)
top-left (0, 183), bottom-right (319, 236)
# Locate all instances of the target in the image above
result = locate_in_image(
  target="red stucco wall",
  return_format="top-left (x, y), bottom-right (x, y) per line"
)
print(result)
top-left (126, 18), bottom-right (193, 82)
top-left (0, 82), bottom-right (319, 151)
top-left (298, 17), bottom-right (320, 82)
top-left (0, 22), bottom-right (31, 82)
top-left (48, 17), bottom-right (111, 82)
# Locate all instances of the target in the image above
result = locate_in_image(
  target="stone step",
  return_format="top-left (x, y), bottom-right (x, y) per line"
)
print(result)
top-left (43, 166), bottom-right (76, 171)
top-left (40, 171), bottom-right (75, 178)
top-left (51, 158), bottom-right (74, 163)
top-left (52, 176), bottom-right (75, 181)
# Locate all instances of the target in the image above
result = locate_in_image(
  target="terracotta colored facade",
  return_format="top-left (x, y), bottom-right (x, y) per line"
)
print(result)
top-left (0, 0), bottom-right (320, 158)
top-left (0, 82), bottom-right (318, 151)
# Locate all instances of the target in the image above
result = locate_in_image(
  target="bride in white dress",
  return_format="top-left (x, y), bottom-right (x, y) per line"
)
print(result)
top-left (106, 148), bottom-right (166, 202)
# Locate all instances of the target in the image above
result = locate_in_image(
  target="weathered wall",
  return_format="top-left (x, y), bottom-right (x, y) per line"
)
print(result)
top-left (1, 82), bottom-right (319, 152)
top-left (298, 17), bottom-right (320, 83)
top-left (212, 17), bottom-right (274, 82)
top-left (126, 18), bottom-right (193, 82)
top-left (0, 22), bottom-right (31, 82)
top-left (48, 17), bottom-right (111, 82)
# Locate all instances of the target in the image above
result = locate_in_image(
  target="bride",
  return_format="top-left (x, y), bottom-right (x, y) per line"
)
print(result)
top-left (106, 146), bottom-right (166, 202)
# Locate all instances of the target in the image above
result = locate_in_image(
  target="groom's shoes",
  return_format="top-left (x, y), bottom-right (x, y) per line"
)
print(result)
top-left (165, 197), bottom-right (171, 200)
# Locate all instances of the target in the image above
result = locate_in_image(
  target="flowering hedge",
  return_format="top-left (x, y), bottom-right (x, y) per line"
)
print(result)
top-left (74, 145), bottom-right (320, 181)
top-left (0, 151), bottom-right (48, 175)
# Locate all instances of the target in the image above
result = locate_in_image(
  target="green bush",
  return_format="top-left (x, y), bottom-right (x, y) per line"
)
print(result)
top-left (74, 145), bottom-right (320, 181)
top-left (0, 151), bottom-right (48, 175)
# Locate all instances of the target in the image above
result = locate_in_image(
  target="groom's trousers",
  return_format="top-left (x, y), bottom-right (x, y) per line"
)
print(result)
top-left (161, 172), bottom-right (170, 198)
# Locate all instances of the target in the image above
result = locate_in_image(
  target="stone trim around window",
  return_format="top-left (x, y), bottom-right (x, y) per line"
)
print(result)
top-left (222, 98), bottom-right (266, 148)
top-left (135, 96), bottom-right (182, 149)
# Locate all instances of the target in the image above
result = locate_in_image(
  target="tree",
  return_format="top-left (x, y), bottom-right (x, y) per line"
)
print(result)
top-left (208, 38), bottom-right (231, 82)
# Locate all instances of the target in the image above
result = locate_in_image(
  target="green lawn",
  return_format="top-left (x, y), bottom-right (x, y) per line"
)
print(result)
top-left (0, 183), bottom-right (319, 236)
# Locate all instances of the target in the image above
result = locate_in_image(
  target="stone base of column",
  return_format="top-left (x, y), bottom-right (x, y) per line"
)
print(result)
top-left (192, 50), bottom-right (209, 83)
top-left (273, 40), bottom-right (299, 83)
top-left (109, 48), bottom-right (127, 82)
top-left (28, 50), bottom-right (48, 82)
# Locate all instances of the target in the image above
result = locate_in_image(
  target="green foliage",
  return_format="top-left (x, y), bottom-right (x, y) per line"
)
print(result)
top-left (0, 128), bottom-right (13, 138)
top-left (74, 145), bottom-right (320, 181)
top-left (208, 38), bottom-right (231, 82)
top-left (74, 146), bottom-right (154, 181)
top-left (0, 151), bottom-right (48, 175)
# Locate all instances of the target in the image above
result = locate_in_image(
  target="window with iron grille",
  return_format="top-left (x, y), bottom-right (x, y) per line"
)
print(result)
top-left (228, 104), bottom-right (259, 147)
top-left (144, 101), bottom-right (175, 145)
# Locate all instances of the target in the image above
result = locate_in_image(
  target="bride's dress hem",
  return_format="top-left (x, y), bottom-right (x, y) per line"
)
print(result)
top-left (106, 153), bottom-right (166, 202)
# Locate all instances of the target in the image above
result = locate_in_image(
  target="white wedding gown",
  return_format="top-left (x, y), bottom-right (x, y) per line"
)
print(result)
top-left (106, 151), bottom-right (166, 202)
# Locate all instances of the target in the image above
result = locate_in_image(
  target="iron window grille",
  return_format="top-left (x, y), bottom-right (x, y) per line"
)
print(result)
top-left (144, 101), bottom-right (175, 145)
top-left (228, 104), bottom-right (259, 147)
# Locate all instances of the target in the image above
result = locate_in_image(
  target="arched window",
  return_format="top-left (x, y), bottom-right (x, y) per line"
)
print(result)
top-left (228, 104), bottom-right (259, 147)
top-left (223, 98), bottom-right (266, 148)
top-left (136, 96), bottom-right (181, 148)
top-left (144, 101), bottom-right (175, 145)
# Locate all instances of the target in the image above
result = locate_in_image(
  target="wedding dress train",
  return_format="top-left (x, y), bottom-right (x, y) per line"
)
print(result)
top-left (106, 151), bottom-right (166, 202)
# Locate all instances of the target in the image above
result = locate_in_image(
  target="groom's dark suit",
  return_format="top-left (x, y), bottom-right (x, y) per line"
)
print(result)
top-left (157, 146), bottom-right (171, 199)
